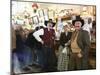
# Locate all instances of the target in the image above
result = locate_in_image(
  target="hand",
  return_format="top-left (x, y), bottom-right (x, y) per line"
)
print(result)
top-left (65, 40), bottom-right (71, 46)
top-left (77, 53), bottom-right (82, 58)
top-left (65, 43), bottom-right (68, 46)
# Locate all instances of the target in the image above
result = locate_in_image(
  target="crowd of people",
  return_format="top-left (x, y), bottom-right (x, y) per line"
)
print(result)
top-left (11, 15), bottom-right (96, 74)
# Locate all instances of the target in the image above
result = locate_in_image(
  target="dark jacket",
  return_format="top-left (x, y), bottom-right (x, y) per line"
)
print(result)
top-left (26, 31), bottom-right (42, 50)
top-left (26, 26), bottom-right (44, 49)
top-left (60, 32), bottom-right (72, 47)
top-left (76, 29), bottom-right (91, 56)
top-left (76, 29), bottom-right (91, 69)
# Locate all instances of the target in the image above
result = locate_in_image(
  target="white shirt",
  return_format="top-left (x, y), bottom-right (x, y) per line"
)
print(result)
top-left (82, 23), bottom-right (92, 34)
top-left (55, 31), bottom-right (61, 40)
top-left (33, 29), bottom-right (44, 42)
top-left (57, 21), bottom-right (63, 33)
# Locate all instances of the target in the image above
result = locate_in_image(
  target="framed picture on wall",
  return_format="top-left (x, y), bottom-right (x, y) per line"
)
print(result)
top-left (38, 9), bottom-right (44, 17)
top-left (48, 9), bottom-right (55, 20)
top-left (43, 8), bottom-right (49, 20)
top-left (32, 16), bottom-right (39, 24)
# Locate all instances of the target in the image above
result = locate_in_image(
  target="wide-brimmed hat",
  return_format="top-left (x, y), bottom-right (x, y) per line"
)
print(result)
top-left (44, 19), bottom-right (56, 27)
top-left (72, 15), bottom-right (84, 27)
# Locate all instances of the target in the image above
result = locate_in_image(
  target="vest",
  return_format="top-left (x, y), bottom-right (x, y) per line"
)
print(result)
top-left (71, 31), bottom-right (81, 53)
top-left (41, 28), bottom-right (55, 48)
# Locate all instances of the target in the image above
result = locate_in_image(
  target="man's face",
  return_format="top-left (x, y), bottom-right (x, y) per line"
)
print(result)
top-left (74, 21), bottom-right (82, 30)
top-left (47, 22), bottom-right (53, 29)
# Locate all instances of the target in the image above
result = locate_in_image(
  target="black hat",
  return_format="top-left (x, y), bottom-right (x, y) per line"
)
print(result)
top-left (44, 19), bottom-right (56, 27)
top-left (72, 15), bottom-right (84, 27)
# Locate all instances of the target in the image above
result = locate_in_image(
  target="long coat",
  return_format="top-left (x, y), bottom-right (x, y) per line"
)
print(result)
top-left (68, 29), bottom-right (91, 70)
top-left (77, 29), bottom-right (91, 69)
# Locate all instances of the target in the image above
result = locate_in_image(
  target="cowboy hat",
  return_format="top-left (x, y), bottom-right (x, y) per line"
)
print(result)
top-left (44, 19), bottom-right (56, 27)
top-left (72, 15), bottom-right (84, 27)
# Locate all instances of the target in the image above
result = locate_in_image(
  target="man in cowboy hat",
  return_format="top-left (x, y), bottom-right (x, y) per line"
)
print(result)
top-left (68, 15), bottom-right (91, 70)
top-left (33, 19), bottom-right (57, 72)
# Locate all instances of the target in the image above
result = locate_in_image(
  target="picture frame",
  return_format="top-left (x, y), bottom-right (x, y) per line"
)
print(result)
top-left (11, 0), bottom-right (96, 75)
top-left (43, 8), bottom-right (49, 20)
top-left (32, 16), bottom-right (39, 24)
top-left (38, 9), bottom-right (44, 17)
top-left (48, 9), bottom-right (55, 20)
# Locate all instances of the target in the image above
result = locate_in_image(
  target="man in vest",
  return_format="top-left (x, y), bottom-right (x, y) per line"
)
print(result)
top-left (33, 19), bottom-right (57, 72)
top-left (68, 15), bottom-right (91, 70)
